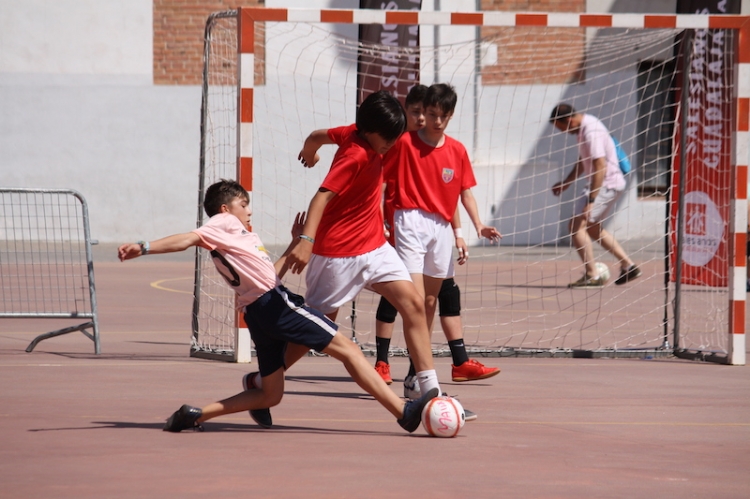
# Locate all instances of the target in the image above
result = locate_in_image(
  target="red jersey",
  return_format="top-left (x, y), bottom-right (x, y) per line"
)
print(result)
top-left (313, 128), bottom-right (386, 257)
top-left (328, 124), bottom-right (396, 246)
top-left (327, 124), bottom-right (356, 145)
top-left (384, 131), bottom-right (477, 223)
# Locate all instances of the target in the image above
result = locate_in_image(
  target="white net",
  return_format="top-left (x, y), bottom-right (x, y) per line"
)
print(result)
top-left (195, 10), bottom-right (737, 361)
top-left (191, 12), bottom-right (240, 359)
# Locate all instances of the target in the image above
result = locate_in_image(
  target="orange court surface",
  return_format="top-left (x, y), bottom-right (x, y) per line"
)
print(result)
top-left (1, 249), bottom-right (749, 499)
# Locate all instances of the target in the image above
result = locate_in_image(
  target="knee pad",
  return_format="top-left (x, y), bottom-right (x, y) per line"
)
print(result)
top-left (375, 296), bottom-right (398, 323)
top-left (438, 278), bottom-right (461, 317)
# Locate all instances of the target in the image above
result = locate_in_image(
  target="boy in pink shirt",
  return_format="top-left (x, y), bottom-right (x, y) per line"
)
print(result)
top-left (117, 179), bottom-right (437, 433)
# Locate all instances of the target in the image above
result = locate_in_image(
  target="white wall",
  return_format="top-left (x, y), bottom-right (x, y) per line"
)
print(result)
top-left (0, 0), bottom-right (152, 78)
top-left (1, 0), bottom-right (746, 249)
top-left (1, 0), bottom-right (201, 244)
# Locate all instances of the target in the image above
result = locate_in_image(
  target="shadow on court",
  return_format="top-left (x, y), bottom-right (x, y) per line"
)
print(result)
top-left (1, 259), bottom-right (748, 499)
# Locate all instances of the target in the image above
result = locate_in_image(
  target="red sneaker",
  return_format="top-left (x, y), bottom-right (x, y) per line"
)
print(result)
top-left (451, 359), bottom-right (501, 382)
top-left (374, 361), bottom-right (393, 385)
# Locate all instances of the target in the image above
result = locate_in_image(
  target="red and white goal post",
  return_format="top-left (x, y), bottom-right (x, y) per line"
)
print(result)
top-left (192, 7), bottom-right (749, 365)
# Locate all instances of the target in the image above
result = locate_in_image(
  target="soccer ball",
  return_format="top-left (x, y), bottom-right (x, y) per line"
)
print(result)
top-left (421, 396), bottom-right (466, 438)
top-left (595, 262), bottom-right (610, 282)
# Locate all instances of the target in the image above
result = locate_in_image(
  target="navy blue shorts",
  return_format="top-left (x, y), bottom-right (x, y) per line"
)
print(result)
top-left (243, 286), bottom-right (338, 377)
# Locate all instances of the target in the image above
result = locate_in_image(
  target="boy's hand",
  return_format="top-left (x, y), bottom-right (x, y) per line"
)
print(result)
top-left (118, 243), bottom-right (141, 261)
top-left (551, 181), bottom-right (565, 196)
top-left (478, 225), bottom-right (501, 244)
top-left (455, 238), bottom-right (469, 265)
top-left (291, 211), bottom-right (307, 238)
top-left (298, 150), bottom-right (320, 168)
top-left (287, 237), bottom-right (313, 274)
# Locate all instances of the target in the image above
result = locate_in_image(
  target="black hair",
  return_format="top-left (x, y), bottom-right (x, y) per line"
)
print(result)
top-left (356, 90), bottom-right (406, 142)
top-left (550, 103), bottom-right (576, 124)
top-left (203, 179), bottom-right (249, 217)
top-left (424, 83), bottom-right (457, 114)
top-left (405, 84), bottom-right (428, 107)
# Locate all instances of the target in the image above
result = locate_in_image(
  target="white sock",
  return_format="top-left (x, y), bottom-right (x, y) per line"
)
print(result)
top-left (253, 373), bottom-right (262, 389)
top-left (416, 369), bottom-right (440, 395)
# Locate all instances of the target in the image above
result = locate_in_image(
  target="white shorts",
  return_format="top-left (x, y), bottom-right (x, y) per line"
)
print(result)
top-left (394, 208), bottom-right (455, 278)
top-left (575, 186), bottom-right (622, 224)
top-left (305, 243), bottom-right (412, 315)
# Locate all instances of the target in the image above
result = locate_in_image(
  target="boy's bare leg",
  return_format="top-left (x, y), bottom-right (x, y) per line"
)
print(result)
top-left (285, 342), bottom-right (313, 369)
top-left (322, 333), bottom-right (404, 418)
top-left (197, 368), bottom-right (285, 423)
top-left (421, 275), bottom-right (444, 332)
top-left (372, 280), bottom-right (434, 373)
top-left (586, 222), bottom-right (634, 269)
top-left (440, 315), bottom-right (463, 341)
top-left (375, 320), bottom-right (395, 340)
top-left (570, 215), bottom-right (595, 276)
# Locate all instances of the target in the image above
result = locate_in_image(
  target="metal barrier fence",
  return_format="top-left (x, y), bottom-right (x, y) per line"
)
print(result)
top-left (0, 188), bottom-right (100, 354)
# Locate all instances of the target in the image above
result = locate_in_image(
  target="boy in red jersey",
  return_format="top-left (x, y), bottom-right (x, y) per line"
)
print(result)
top-left (117, 179), bottom-right (437, 433)
top-left (296, 85), bottom-right (501, 403)
top-left (385, 83), bottom-right (502, 392)
top-left (376, 85), bottom-right (500, 395)
top-left (281, 90), bottom-right (444, 402)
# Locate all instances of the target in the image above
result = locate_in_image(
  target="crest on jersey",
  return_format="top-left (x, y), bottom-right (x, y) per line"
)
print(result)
top-left (442, 168), bottom-right (454, 183)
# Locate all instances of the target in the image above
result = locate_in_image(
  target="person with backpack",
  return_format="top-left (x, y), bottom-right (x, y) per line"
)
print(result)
top-left (549, 103), bottom-right (641, 287)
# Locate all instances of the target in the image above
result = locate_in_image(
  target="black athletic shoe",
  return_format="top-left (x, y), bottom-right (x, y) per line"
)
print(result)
top-left (614, 265), bottom-right (642, 285)
top-left (442, 392), bottom-right (478, 422)
top-left (242, 372), bottom-right (273, 429)
top-left (398, 387), bottom-right (439, 433)
top-left (163, 404), bottom-right (203, 433)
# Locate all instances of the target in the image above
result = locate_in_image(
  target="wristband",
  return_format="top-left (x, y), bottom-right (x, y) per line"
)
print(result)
top-left (453, 228), bottom-right (463, 239)
top-left (588, 196), bottom-right (597, 203)
top-left (298, 234), bottom-right (315, 244)
top-left (137, 240), bottom-right (150, 255)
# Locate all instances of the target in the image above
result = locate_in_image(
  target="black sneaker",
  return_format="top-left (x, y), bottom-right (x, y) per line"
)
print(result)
top-left (398, 387), bottom-right (439, 433)
top-left (242, 372), bottom-right (273, 429)
top-left (163, 404), bottom-right (203, 432)
top-left (442, 393), bottom-right (478, 422)
top-left (614, 265), bottom-right (642, 285)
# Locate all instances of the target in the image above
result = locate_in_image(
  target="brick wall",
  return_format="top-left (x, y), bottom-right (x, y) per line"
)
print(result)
top-left (154, 1), bottom-right (586, 86)
top-left (480, 0), bottom-right (586, 85)
top-left (154, 0), bottom-right (264, 85)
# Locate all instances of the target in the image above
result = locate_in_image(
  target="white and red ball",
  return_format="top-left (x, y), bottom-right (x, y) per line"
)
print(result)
top-left (421, 396), bottom-right (465, 438)
top-left (595, 262), bottom-right (610, 282)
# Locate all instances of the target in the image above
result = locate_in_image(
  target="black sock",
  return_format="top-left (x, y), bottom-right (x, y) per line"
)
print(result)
top-left (376, 337), bottom-right (391, 364)
top-left (448, 339), bottom-right (469, 366)
top-left (406, 357), bottom-right (416, 377)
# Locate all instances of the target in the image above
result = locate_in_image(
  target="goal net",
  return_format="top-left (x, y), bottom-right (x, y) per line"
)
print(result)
top-left (193, 8), bottom-right (748, 365)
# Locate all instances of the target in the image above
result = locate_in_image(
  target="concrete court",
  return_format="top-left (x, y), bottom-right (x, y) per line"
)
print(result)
top-left (1, 255), bottom-right (749, 499)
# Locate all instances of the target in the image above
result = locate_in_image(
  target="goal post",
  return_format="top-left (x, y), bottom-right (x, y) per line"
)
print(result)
top-left (193, 7), bottom-right (749, 365)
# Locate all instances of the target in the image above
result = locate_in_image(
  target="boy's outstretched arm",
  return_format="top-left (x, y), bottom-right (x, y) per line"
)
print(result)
top-left (118, 232), bottom-right (202, 261)
top-left (460, 188), bottom-right (501, 243)
top-left (298, 129), bottom-right (335, 168)
top-left (286, 188), bottom-right (336, 274)
top-left (275, 211), bottom-right (306, 278)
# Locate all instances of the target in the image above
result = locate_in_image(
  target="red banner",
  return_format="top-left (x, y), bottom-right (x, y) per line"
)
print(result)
top-left (357, 0), bottom-right (422, 106)
top-left (670, 0), bottom-right (738, 286)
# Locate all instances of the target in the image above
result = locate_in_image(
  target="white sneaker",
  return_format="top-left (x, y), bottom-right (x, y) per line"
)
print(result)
top-left (403, 375), bottom-right (421, 400)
